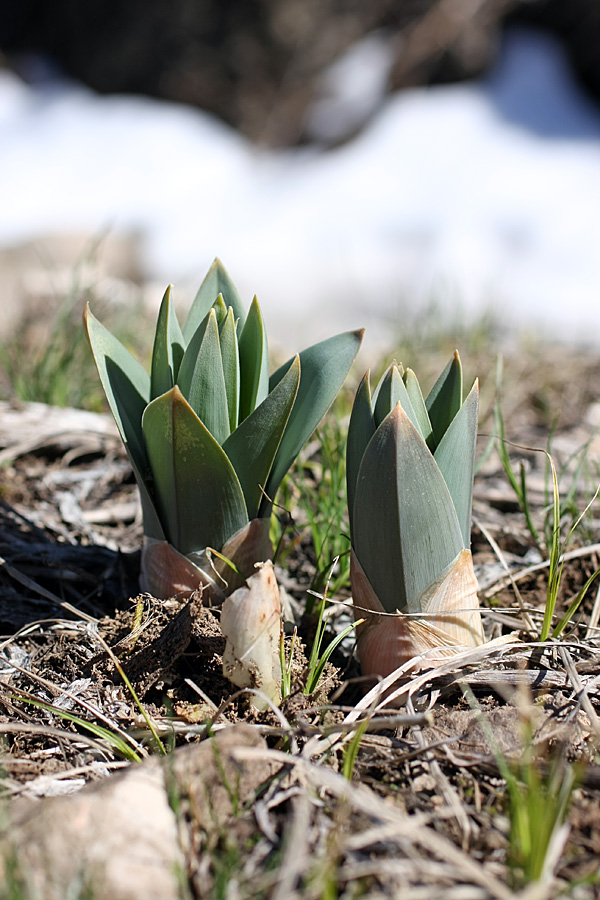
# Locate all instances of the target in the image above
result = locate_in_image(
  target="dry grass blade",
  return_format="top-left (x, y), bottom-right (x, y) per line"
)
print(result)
top-left (234, 746), bottom-right (516, 900)
top-left (271, 793), bottom-right (312, 900)
top-left (559, 646), bottom-right (600, 741)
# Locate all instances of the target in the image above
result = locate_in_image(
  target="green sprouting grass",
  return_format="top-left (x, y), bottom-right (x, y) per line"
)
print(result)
top-left (463, 686), bottom-right (578, 889)
top-left (303, 565), bottom-right (363, 696)
top-left (273, 399), bottom-right (354, 608)
top-left (0, 242), bottom-right (149, 410)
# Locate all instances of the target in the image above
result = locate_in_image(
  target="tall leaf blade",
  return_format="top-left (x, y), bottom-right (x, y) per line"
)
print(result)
top-left (425, 351), bottom-right (463, 449)
top-left (142, 386), bottom-right (248, 554)
top-left (403, 368), bottom-right (433, 446)
top-left (238, 296), bottom-right (269, 422)
top-left (84, 305), bottom-right (164, 539)
top-left (353, 404), bottom-right (464, 614)
top-left (84, 304), bottom-right (149, 476)
top-left (150, 285), bottom-right (185, 400)
top-left (176, 309), bottom-right (230, 444)
top-left (182, 259), bottom-right (246, 341)
top-left (266, 329), bottom-right (363, 503)
top-left (219, 307), bottom-right (240, 432)
top-left (346, 370), bottom-right (375, 540)
top-left (224, 357), bottom-right (300, 519)
top-left (434, 380), bottom-right (479, 547)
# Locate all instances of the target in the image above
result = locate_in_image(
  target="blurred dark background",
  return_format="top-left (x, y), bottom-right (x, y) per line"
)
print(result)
top-left (0, 0), bottom-right (599, 147)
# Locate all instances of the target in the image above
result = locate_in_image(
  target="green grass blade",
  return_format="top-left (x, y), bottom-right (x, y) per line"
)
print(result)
top-left (238, 296), bottom-right (269, 422)
top-left (346, 370), bottom-right (375, 540)
top-left (540, 453), bottom-right (561, 642)
top-left (552, 566), bottom-right (600, 639)
top-left (182, 258), bottom-right (246, 341)
top-left (17, 697), bottom-right (142, 762)
top-left (305, 618), bottom-right (363, 695)
top-left (150, 285), bottom-right (185, 400)
top-left (403, 368), bottom-right (433, 446)
top-left (425, 351), bottom-right (463, 449)
top-left (353, 404), bottom-right (464, 614)
top-left (434, 379), bottom-right (479, 548)
top-left (266, 329), bottom-right (364, 505)
top-left (142, 386), bottom-right (248, 554)
top-left (224, 356), bottom-right (300, 518)
top-left (219, 307), bottom-right (240, 432)
top-left (176, 308), bottom-right (230, 444)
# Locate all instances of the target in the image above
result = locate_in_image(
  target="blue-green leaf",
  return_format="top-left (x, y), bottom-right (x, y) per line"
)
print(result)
top-left (150, 285), bottom-right (185, 400)
top-left (224, 357), bottom-right (300, 518)
top-left (353, 404), bottom-right (464, 614)
top-left (346, 370), bottom-right (375, 540)
top-left (176, 309), bottom-right (230, 444)
top-left (213, 293), bottom-right (228, 327)
top-left (434, 380), bottom-right (479, 548)
top-left (84, 305), bottom-right (164, 539)
top-left (219, 307), bottom-right (240, 432)
top-left (426, 351), bottom-right (463, 450)
top-left (182, 259), bottom-right (246, 342)
top-left (238, 296), bottom-right (269, 422)
top-left (403, 368), bottom-right (433, 445)
top-left (373, 363), bottom-right (422, 435)
top-left (266, 329), bottom-right (363, 504)
top-left (142, 386), bottom-right (248, 554)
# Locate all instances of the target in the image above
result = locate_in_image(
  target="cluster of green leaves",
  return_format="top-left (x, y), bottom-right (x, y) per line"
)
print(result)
top-left (85, 259), bottom-right (362, 556)
top-left (347, 351), bottom-right (478, 614)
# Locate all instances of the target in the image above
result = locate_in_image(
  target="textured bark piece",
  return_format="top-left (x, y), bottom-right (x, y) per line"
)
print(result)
top-left (121, 592), bottom-right (204, 697)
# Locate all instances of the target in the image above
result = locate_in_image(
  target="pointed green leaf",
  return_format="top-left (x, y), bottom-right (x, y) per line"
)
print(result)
top-left (142, 386), bottom-right (248, 554)
top-left (84, 305), bottom-right (164, 539)
top-left (266, 329), bottom-right (363, 504)
top-left (373, 363), bottom-right (423, 436)
top-left (213, 293), bottom-right (228, 327)
top-left (183, 259), bottom-right (246, 342)
top-left (353, 404), bottom-right (464, 614)
top-left (346, 370), bottom-right (375, 540)
top-left (219, 307), bottom-right (240, 432)
top-left (150, 285), bottom-right (185, 400)
top-left (434, 380), bottom-right (479, 547)
top-left (426, 351), bottom-right (463, 449)
top-left (224, 357), bottom-right (300, 518)
top-left (84, 304), bottom-right (149, 475)
top-left (238, 296), bottom-right (269, 422)
top-left (403, 368), bottom-right (433, 446)
top-left (176, 309), bottom-right (230, 444)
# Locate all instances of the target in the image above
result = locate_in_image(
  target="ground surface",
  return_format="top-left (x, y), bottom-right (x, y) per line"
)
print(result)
top-left (0, 342), bottom-right (599, 899)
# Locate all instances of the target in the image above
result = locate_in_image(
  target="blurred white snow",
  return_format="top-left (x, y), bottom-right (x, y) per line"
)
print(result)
top-left (1, 26), bottom-right (600, 347)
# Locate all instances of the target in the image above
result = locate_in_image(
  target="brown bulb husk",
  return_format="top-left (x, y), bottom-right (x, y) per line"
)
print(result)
top-left (351, 547), bottom-right (484, 680)
top-left (140, 517), bottom-right (273, 603)
top-left (221, 560), bottom-right (282, 709)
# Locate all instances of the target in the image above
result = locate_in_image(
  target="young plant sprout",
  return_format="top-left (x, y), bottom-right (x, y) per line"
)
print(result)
top-left (85, 258), bottom-right (363, 605)
top-left (347, 352), bottom-right (484, 679)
